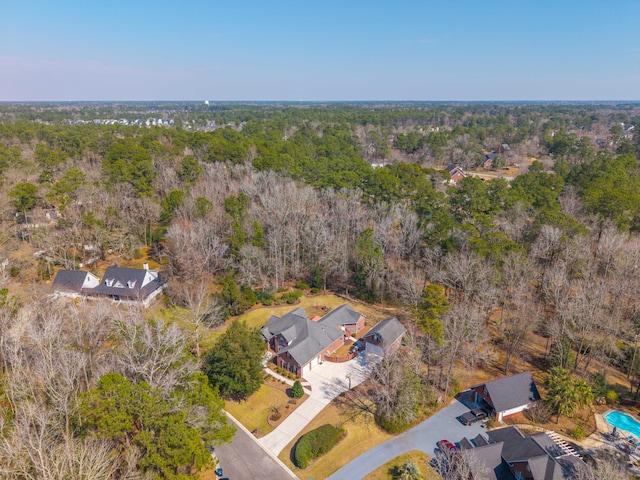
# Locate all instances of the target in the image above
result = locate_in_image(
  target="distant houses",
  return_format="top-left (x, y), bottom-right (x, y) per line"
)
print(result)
top-left (52, 264), bottom-right (165, 307)
top-left (445, 164), bottom-right (467, 184)
top-left (483, 143), bottom-right (511, 169)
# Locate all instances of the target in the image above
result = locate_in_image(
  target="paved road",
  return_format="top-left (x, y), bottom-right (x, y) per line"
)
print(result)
top-left (214, 414), bottom-right (297, 480)
top-left (259, 354), bottom-right (371, 455)
top-left (327, 399), bottom-right (486, 480)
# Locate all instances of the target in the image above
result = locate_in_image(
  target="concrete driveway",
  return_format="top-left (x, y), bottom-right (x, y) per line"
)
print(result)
top-left (259, 354), bottom-right (371, 456)
top-left (327, 398), bottom-right (486, 480)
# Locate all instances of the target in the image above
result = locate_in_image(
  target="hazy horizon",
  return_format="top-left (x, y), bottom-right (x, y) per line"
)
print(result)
top-left (1, 0), bottom-right (638, 102)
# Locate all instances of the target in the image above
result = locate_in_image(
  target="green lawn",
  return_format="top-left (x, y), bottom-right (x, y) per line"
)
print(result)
top-left (224, 381), bottom-right (292, 436)
top-left (365, 451), bottom-right (440, 480)
top-left (278, 400), bottom-right (393, 480)
top-left (235, 294), bottom-right (397, 331)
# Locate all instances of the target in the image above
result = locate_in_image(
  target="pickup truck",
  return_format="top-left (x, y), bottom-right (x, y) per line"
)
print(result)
top-left (460, 408), bottom-right (488, 425)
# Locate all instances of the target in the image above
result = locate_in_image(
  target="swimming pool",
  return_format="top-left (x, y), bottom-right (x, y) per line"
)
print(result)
top-left (606, 410), bottom-right (640, 438)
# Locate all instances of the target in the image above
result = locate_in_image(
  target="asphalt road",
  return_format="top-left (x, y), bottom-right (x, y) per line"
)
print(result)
top-left (214, 415), bottom-right (297, 480)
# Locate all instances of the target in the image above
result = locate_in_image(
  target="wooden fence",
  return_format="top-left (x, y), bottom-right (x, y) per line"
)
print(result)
top-left (324, 352), bottom-right (357, 363)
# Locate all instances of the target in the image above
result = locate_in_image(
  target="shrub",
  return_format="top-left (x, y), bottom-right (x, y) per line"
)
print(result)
top-left (256, 289), bottom-right (274, 302)
top-left (295, 280), bottom-right (309, 290)
top-left (570, 425), bottom-right (587, 440)
top-left (293, 424), bottom-right (344, 469)
top-left (282, 293), bottom-right (297, 304)
top-left (310, 287), bottom-right (320, 294)
top-left (270, 406), bottom-right (282, 422)
top-left (449, 378), bottom-right (462, 398)
top-left (394, 460), bottom-right (423, 480)
top-left (376, 413), bottom-right (412, 434)
top-left (241, 285), bottom-right (258, 307)
top-left (589, 373), bottom-right (608, 398)
top-left (605, 389), bottom-right (619, 404)
top-left (262, 298), bottom-right (273, 306)
top-left (133, 248), bottom-right (143, 259)
top-left (291, 380), bottom-right (304, 399)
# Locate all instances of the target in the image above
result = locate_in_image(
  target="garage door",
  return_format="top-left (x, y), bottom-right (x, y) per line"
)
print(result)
top-left (366, 342), bottom-right (383, 356)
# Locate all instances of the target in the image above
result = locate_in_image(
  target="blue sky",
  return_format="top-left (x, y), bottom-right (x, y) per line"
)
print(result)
top-left (0, 0), bottom-right (638, 101)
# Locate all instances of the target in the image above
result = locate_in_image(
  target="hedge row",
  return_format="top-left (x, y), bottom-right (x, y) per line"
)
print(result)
top-left (293, 424), bottom-right (344, 469)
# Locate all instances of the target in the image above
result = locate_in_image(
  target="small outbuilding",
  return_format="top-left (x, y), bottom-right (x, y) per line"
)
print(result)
top-left (362, 316), bottom-right (406, 356)
top-left (52, 270), bottom-right (100, 298)
top-left (470, 371), bottom-right (541, 421)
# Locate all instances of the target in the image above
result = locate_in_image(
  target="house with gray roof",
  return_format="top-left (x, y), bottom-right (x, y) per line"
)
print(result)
top-left (262, 304), bottom-right (364, 377)
top-left (316, 303), bottom-right (365, 336)
top-left (90, 265), bottom-right (164, 306)
top-left (52, 270), bottom-right (100, 298)
top-left (361, 316), bottom-right (406, 356)
top-left (457, 426), bottom-right (585, 480)
top-left (470, 371), bottom-right (541, 421)
top-left (51, 265), bottom-right (164, 307)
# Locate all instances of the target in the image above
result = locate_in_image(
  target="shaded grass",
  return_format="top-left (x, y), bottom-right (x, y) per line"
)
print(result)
top-left (278, 401), bottom-right (393, 480)
top-left (225, 381), bottom-right (291, 436)
top-left (364, 451), bottom-right (440, 480)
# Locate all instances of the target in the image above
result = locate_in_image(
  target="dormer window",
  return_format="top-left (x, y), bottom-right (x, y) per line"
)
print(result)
top-left (127, 280), bottom-right (136, 289)
top-left (105, 279), bottom-right (113, 287)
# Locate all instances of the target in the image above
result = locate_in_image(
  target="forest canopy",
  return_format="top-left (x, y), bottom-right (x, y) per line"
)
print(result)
top-left (0, 101), bottom-right (639, 477)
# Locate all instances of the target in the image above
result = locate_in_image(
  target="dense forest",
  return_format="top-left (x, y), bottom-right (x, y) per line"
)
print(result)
top-left (0, 102), bottom-right (640, 478)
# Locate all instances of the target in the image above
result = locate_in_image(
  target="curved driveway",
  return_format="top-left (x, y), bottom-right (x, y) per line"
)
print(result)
top-left (259, 355), bottom-right (371, 455)
top-left (327, 398), bottom-right (486, 480)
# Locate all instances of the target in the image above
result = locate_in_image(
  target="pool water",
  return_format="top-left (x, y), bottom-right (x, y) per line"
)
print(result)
top-left (606, 410), bottom-right (640, 438)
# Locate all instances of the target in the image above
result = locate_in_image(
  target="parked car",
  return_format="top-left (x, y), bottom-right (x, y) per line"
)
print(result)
top-left (437, 439), bottom-right (457, 453)
top-left (460, 408), bottom-right (488, 425)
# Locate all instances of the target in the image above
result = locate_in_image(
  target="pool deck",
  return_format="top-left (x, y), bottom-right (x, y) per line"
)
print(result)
top-left (581, 410), bottom-right (640, 474)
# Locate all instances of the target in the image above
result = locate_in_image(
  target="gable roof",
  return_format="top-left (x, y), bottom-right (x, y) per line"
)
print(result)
top-left (445, 164), bottom-right (464, 174)
top-left (52, 270), bottom-right (98, 293)
top-left (91, 266), bottom-right (161, 299)
top-left (364, 317), bottom-right (406, 345)
top-left (474, 371), bottom-right (541, 413)
top-left (318, 304), bottom-right (363, 329)
top-left (461, 441), bottom-right (507, 480)
top-left (262, 307), bottom-right (343, 367)
top-left (460, 427), bottom-right (576, 480)
top-left (261, 307), bottom-right (309, 343)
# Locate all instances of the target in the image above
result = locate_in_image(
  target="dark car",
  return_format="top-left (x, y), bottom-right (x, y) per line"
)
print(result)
top-left (460, 408), bottom-right (488, 425)
top-left (437, 439), bottom-right (457, 453)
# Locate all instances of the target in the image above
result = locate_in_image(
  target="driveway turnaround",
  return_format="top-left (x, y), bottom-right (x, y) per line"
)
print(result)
top-left (214, 413), bottom-right (297, 479)
top-left (259, 354), bottom-right (371, 456)
top-left (327, 398), bottom-right (486, 480)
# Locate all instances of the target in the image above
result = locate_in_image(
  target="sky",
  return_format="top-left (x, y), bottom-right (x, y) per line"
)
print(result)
top-left (0, 0), bottom-right (638, 101)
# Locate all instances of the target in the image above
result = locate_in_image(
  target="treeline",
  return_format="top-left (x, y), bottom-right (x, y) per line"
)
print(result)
top-left (0, 104), bottom-right (639, 475)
